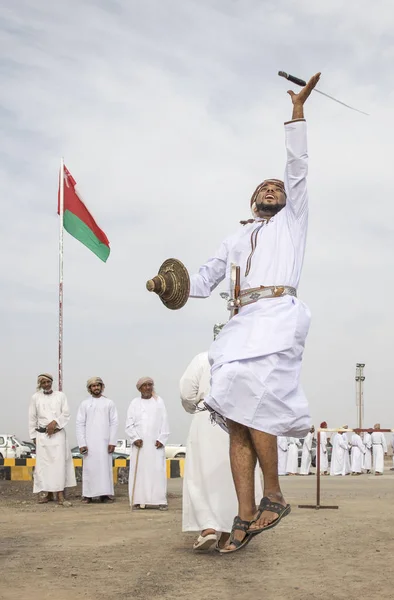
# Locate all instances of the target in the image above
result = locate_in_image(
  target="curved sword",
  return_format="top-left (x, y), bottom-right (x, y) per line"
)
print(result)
top-left (278, 71), bottom-right (369, 116)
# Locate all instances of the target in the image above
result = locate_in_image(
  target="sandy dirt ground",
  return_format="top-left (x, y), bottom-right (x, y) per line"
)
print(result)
top-left (1, 471), bottom-right (394, 600)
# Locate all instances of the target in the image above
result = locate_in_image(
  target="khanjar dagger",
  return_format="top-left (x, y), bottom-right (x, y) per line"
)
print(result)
top-left (278, 71), bottom-right (369, 116)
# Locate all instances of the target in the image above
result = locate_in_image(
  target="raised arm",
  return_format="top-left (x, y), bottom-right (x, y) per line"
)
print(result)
top-left (284, 72), bottom-right (320, 222)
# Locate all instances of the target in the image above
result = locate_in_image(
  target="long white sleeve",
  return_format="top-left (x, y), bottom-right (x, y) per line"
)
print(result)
top-left (125, 400), bottom-right (142, 444)
top-left (381, 433), bottom-right (388, 453)
top-left (157, 399), bottom-right (170, 446)
top-left (189, 240), bottom-right (228, 298)
top-left (28, 396), bottom-right (38, 439)
top-left (338, 435), bottom-right (348, 450)
top-left (75, 401), bottom-right (87, 448)
top-left (109, 401), bottom-right (119, 446)
top-left (305, 433), bottom-right (313, 451)
top-left (284, 119), bottom-right (308, 224)
top-left (56, 393), bottom-right (71, 429)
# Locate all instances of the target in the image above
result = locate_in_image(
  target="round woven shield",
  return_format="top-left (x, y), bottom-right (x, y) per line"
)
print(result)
top-left (146, 258), bottom-right (190, 310)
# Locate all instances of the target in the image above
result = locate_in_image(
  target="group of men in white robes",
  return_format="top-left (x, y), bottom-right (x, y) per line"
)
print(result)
top-left (330, 425), bottom-right (387, 476)
top-left (30, 373), bottom-right (170, 508)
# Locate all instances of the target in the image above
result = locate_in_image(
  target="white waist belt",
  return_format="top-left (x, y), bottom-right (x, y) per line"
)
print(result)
top-left (239, 285), bottom-right (297, 307)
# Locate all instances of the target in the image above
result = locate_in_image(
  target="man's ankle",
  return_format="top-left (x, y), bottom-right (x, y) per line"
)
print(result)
top-left (263, 490), bottom-right (284, 501)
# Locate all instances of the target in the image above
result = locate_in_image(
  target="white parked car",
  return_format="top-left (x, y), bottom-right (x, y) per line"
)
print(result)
top-left (0, 434), bottom-right (31, 459)
top-left (0, 434), bottom-right (17, 459)
top-left (115, 439), bottom-right (131, 455)
top-left (165, 444), bottom-right (186, 459)
top-left (117, 439), bottom-right (186, 459)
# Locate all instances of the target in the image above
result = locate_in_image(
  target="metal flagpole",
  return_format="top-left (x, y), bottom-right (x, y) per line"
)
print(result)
top-left (58, 158), bottom-right (65, 392)
top-left (355, 363), bottom-right (365, 429)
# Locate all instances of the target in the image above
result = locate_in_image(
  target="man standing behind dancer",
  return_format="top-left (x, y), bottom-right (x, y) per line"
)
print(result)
top-left (300, 426), bottom-right (314, 475)
top-left (126, 377), bottom-right (170, 510)
top-left (181, 323), bottom-right (263, 551)
top-left (371, 423), bottom-right (387, 476)
top-left (187, 72), bottom-right (321, 553)
top-left (29, 373), bottom-right (76, 504)
top-left (76, 377), bottom-right (118, 503)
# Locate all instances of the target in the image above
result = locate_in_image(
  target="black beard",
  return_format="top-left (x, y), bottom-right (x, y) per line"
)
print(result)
top-left (255, 202), bottom-right (283, 215)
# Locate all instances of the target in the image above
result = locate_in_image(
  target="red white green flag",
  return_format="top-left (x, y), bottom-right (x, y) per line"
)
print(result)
top-left (58, 165), bottom-right (110, 262)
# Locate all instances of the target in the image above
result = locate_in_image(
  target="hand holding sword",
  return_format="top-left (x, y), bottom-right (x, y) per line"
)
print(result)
top-left (279, 71), bottom-right (369, 116)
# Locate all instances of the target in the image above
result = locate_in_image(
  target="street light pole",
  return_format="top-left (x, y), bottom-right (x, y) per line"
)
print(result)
top-left (355, 363), bottom-right (365, 429)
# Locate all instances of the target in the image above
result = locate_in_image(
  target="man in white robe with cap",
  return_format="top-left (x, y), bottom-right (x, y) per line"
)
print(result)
top-left (29, 373), bottom-right (76, 504)
top-left (317, 422), bottom-right (329, 475)
top-left (187, 72), bottom-right (321, 553)
top-left (76, 377), bottom-right (119, 503)
top-left (300, 426), bottom-right (314, 475)
top-left (371, 424), bottom-right (387, 475)
top-left (180, 323), bottom-right (263, 551)
top-left (350, 430), bottom-right (366, 475)
top-left (126, 377), bottom-right (170, 510)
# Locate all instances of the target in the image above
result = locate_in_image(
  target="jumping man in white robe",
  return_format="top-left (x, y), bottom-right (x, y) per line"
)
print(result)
top-left (29, 373), bottom-right (76, 504)
top-left (187, 73), bottom-right (321, 553)
top-left (317, 422), bottom-right (329, 475)
top-left (180, 324), bottom-right (262, 551)
top-left (371, 423), bottom-right (387, 475)
top-left (350, 431), bottom-right (366, 475)
top-left (76, 377), bottom-right (119, 503)
top-left (300, 427), bottom-right (314, 475)
top-left (286, 438), bottom-right (301, 475)
top-left (362, 431), bottom-right (372, 473)
top-left (126, 377), bottom-right (170, 510)
top-left (277, 437), bottom-right (289, 475)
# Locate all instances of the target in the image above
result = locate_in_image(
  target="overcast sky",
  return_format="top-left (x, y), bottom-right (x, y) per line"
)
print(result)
top-left (1, 0), bottom-right (394, 445)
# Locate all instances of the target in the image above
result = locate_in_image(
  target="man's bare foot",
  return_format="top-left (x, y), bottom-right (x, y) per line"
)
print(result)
top-left (193, 529), bottom-right (217, 551)
top-left (249, 492), bottom-right (287, 531)
top-left (220, 516), bottom-right (252, 553)
top-left (201, 528), bottom-right (216, 537)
